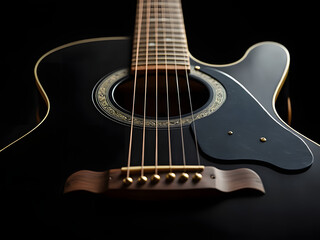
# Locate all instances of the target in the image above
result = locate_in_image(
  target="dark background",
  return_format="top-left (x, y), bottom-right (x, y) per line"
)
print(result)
top-left (1, 0), bottom-right (319, 238)
top-left (1, 1), bottom-right (319, 143)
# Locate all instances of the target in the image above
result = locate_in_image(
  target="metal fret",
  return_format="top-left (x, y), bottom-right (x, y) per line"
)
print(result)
top-left (135, 61), bottom-right (189, 66)
top-left (137, 29), bottom-right (185, 35)
top-left (132, 52), bottom-right (189, 59)
top-left (134, 37), bottom-right (187, 43)
top-left (133, 57), bottom-right (190, 63)
top-left (133, 47), bottom-right (187, 53)
top-left (134, 41), bottom-right (188, 48)
top-left (137, 1), bottom-right (180, 8)
top-left (134, 34), bottom-right (185, 40)
top-left (135, 22), bottom-right (185, 28)
top-left (133, 43), bottom-right (189, 50)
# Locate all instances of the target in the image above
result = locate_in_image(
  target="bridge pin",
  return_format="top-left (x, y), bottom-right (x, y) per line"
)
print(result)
top-left (123, 177), bottom-right (133, 186)
top-left (166, 172), bottom-right (176, 182)
top-left (138, 175), bottom-right (148, 185)
top-left (192, 172), bottom-right (202, 182)
top-left (151, 174), bottom-right (161, 184)
top-left (179, 172), bottom-right (189, 183)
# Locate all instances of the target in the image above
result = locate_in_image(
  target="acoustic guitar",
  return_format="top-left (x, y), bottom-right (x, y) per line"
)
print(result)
top-left (3, 0), bottom-right (320, 238)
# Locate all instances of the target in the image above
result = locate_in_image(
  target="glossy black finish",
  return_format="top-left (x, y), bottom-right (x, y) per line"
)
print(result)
top-left (4, 39), bottom-right (320, 239)
top-left (192, 66), bottom-right (312, 170)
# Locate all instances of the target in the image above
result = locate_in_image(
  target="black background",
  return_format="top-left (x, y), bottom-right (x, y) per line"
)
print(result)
top-left (1, 1), bottom-right (319, 143)
top-left (1, 0), bottom-right (319, 238)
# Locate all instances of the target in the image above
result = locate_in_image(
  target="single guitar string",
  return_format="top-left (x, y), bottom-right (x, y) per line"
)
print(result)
top-left (184, 68), bottom-right (201, 166)
top-left (161, 0), bottom-right (173, 171)
top-left (140, 0), bottom-right (151, 178)
top-left (169, 0), bottom-right (187, 169)
top-left (154, 0), bottom-right (159, 175)
top-left (179, 4), bottom-right (201, 167)
top-left (126, 0), bottom-right (144, 179)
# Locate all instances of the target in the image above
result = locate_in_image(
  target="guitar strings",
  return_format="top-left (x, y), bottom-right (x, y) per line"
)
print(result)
top-left (128, 0), bottom-right (200, 182)
top-left (140, 0), bottom-right (152, 179)
top-left (168, 0), bottom-right (187, 169)
top-left (184, 68), bottom-right (201, 166)
top-left (126, 0), bottom-right (144, 180)
top-left (171, 0), bottom-right (201, 168)
top-left (180, 6), bottom-right (202, 167)
top-left (160, 0), bottom-right (173, 172)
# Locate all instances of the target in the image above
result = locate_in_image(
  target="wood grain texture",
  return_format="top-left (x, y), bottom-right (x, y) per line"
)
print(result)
top-left (64, 166), bottom-right (265, 199)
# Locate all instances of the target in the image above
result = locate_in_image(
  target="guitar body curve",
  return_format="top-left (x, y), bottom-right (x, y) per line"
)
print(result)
top-left (5, 37), bottom-right (320, 238)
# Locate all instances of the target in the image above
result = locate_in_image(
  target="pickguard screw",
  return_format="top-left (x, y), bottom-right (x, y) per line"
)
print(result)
top-left (228, 131), bottom-right (233, 135)
top-left (260, 137), bottom-right (267, 142)
top-left (195, 65), bottom-right (201, 70)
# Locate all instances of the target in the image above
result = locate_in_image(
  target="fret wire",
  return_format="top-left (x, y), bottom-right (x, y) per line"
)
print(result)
top-left (134, 61), bottom-right (189, 66)
top-left (133, 49), bottom-right (188, 54)
top-left (134, 34), bottom-right (187, 41)
top-left (138, 41), bottom-right (187, 46)
top-left (132, 52), bottom-right (188, 57)
top-left (136, 1), bottom-right (181, 8)
top-left (133, 30), bottom-right (186, 37)
top-left (132, 58), bottom-right (189, 62)
top-left (134, 56), bottom-right (189, 61)
top-left (133, 65), bottom-right (189, 71)
top-left (136, 40), bottom-right (187, 45)
top-left (134, 35), bottom-right (186, 40)
top-left (133, 48), bottom-right (188, 54)
top-left (135, 22), bottom-right (185, 28)
top-left (132, 39), bottom-right (188, 47)
top-left (148, 17), bottom-right (183, 22)
top-left (132, 54), bottom-right (189, 60)
top-left (134, 59), bottom-right (190, 64)
top-left (133, 46), bottom-right (187, 51)
top-left (132, 57), bottom-right (189, 63)
top-left (138, 10), bottom-right (182, 17)
top-left (131, 60), bottom-right (191, 69)
top-left (133, 54), bottom-right (188, 58)
top-left (132, 55), bottom-right (189, 60)
top-left (137, 29), bottom-right (185, 34)
top-left (133, 48), bottom-right (188, 53)
top-left (134, 18), bottom-right (183, 24)
top-left (137, 1), bottom-right (180, 7)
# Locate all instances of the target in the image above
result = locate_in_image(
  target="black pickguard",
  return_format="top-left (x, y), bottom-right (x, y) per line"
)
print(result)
top-left (190, 64), bottom-right (313, 170)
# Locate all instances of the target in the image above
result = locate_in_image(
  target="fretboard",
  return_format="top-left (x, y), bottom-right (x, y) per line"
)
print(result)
top-left (131, 0), bottom-right (190, 72)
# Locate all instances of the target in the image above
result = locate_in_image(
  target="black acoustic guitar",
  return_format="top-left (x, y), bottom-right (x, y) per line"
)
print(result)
top-left (3, 0), bottom-right (320, 238)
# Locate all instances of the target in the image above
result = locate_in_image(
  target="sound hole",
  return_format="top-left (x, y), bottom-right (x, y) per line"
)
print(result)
top-left (112, 73), bottom-right (210, 118)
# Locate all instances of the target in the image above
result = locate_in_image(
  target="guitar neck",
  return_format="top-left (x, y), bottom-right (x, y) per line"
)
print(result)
top-left (131, 0), bottom-right (190, 72)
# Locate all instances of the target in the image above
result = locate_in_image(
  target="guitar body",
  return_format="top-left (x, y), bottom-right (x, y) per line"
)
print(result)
top-left (5, 38), bottom-right (320, 238)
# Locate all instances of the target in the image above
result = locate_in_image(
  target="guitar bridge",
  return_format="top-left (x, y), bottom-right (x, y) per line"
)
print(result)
top-left (64, 166), bottom-right (265, 199)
